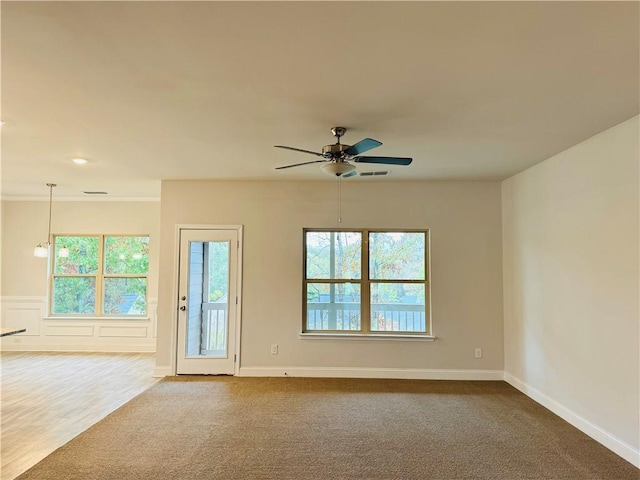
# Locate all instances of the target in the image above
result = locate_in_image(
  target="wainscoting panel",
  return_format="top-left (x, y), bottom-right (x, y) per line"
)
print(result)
top-left (99, 326), bottom-right (148, 338)
top-left (45, 325), bottom-right (95, 337)
top-left (0, 297), bottom-right (158, 352)
top-left (2, 300), bottom-right (44, 336)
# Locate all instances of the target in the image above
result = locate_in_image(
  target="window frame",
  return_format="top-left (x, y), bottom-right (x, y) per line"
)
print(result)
top-left (49, 234), bottom-right (150, 318)
top-left (302, 228), bottom-right (431, 336)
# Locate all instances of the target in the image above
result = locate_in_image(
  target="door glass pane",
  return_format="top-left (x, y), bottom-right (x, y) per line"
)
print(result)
top-left (306, 231), bottom-right (361, 279)
top-left (369, 232), bottom-right (425, 280)
top-left (185, 241), bottom-right (230, 358)
top-left (370, 283), bottom-right (426, 332)
top-left (202, 241), bottom-right (229, 357)
top-left (185, 242), bottom-right (205, 357)
top-left (52, 277), bottom-right (96, 314)
top-left (306, 282), bottom-right (360, 330)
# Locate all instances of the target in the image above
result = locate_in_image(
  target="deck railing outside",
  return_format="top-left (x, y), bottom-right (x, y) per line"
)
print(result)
top-left (201, 301), bottom-right (426, 349)
top-left (202, 302), bottom-right (227, 351)
top-left (307, 302), bottom-right (426, 332)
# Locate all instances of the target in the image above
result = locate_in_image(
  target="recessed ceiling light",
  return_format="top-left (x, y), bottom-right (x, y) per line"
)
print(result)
top-left (72, 158), bottom-right (89, 165)
top-left (83, 191), bottom-right (108, 195)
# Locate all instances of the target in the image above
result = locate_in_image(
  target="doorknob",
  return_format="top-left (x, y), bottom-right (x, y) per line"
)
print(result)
top-left (179, 306), bottom-right (186, 311)
top-left (181, 296), bottom-right (186, 301)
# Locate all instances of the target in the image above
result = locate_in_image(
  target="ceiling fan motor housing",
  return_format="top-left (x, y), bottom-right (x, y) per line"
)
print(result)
top-left (322, 143), bottom-right (351, 159)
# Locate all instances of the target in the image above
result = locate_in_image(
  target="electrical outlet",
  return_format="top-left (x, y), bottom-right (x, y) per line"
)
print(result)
top-left (270, 344), bottom-right (278, 355)
top-left (475, 348), bottom-right (483, 359)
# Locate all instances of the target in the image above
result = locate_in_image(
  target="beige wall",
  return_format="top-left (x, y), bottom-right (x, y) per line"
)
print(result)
top-left (156, 180), bottom-right (504, 376)
top-left (1, 200), bottom-right (161, 351)
top-left (2, 116), bottom-right (636, 464)
top-left (502, 116), bottom-right (639, 464)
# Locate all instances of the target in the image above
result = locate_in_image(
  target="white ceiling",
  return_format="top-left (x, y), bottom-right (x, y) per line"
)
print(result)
top-left (1, 1), bottom-right (638, 199)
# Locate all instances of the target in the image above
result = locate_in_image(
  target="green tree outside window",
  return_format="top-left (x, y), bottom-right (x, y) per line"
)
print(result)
top-left (52, 235), bottom-right (149, 316)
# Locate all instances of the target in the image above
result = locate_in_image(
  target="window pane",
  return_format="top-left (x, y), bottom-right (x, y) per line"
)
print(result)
top-left (103, 278), bottom-right (147, 315)
top-left (306, 231), bottom-right (361, 279)
top-left (306, 282), bottom-right (360, 330)
top-left (104, 236), bottom-right (150, 274)
top-left (54, 236), bottom-right (99, 274)
top-left (370, 283), bottom-right (426, 332)
top-left (369, 232), bottom-right (425, 280)
top-left (52, 277), bottom-right (96, 314)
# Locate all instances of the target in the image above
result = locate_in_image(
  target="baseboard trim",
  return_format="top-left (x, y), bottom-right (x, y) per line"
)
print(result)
top-left (239, 366), bottom-right (504, 380)
top-left (503, 372), bottom-right (639, 468)
top-left (0, 344), bottom-right (155, 353)
top-left (153, 366), bottom-right (173, 378)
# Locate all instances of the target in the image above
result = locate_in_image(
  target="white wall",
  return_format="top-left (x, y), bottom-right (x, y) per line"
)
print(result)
top-left (1, 200), bottom-right (161, 351)
top-left (502, 115), bottom-right (639, 466)
top-left (156, 180), bottom-right (504, 379)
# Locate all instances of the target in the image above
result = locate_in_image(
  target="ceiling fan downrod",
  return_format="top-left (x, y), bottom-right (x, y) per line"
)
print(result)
top-left (331, 126), bottom-right (347, 144)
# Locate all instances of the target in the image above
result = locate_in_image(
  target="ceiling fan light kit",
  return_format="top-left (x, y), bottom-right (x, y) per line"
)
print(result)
top-left (321, 162), bottom-right (355, 177)
top-left (274, 127), bottom-right (412, 177)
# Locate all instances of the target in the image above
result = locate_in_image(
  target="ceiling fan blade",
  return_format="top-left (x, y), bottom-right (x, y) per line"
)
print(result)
top-left (274, 145), bottom-right (324, 157)
top-left (344, 138), bottom-right (382, 156)
top-left (342, 170), bottom-right (358, 178)
top-left (275, 160), bottom-right (326, 170)
top-left (353, 156), bottom-right (413, 166)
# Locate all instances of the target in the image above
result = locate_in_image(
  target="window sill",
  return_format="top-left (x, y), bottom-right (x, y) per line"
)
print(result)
top-left (44, 316), bottom-right (150, 322)
top-left (299, 333), bottom-right (435, 342)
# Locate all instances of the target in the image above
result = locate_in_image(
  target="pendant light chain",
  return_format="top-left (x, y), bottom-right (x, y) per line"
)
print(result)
top-left (34, 183), bottom-right (57, 257)
top-left (46, 183), bottom-right (55, 244)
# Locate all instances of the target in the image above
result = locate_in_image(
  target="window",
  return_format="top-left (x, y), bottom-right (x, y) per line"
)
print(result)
top-left (303, 229), bottom-right (430, 335)
top-left (50, 235), bottom-right (149, 317)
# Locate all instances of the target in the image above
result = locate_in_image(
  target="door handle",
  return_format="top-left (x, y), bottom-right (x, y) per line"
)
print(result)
top-left (179, 306), bottom-right (186, 311)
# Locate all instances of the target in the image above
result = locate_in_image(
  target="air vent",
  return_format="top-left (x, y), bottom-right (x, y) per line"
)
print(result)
top-left (83, 191), bottom-right (108, 195)
top-left (359, 171), bottom-right (389, 177)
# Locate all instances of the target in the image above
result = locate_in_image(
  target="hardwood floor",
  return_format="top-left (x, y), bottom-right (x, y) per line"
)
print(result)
top-left (0, 352), bottom-right (159, 480)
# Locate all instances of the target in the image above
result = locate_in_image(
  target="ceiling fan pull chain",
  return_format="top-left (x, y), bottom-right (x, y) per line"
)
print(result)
top-left (337, 176), bottom-right (342, 224)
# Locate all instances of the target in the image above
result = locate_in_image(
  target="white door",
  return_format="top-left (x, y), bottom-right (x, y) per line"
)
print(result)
top-left (176, 228), bottom-right (240, 375)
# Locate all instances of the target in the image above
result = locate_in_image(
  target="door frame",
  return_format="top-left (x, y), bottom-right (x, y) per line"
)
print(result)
top-left (170, 224), bottom-right (243, 375)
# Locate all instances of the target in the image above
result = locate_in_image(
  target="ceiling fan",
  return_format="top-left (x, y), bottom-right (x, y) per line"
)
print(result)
top-left (274, 127), bottom-right (412, 177)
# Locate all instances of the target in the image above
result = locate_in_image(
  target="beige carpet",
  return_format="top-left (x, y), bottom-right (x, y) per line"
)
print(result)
top-left (16, 377), bottom-right (638, 479)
